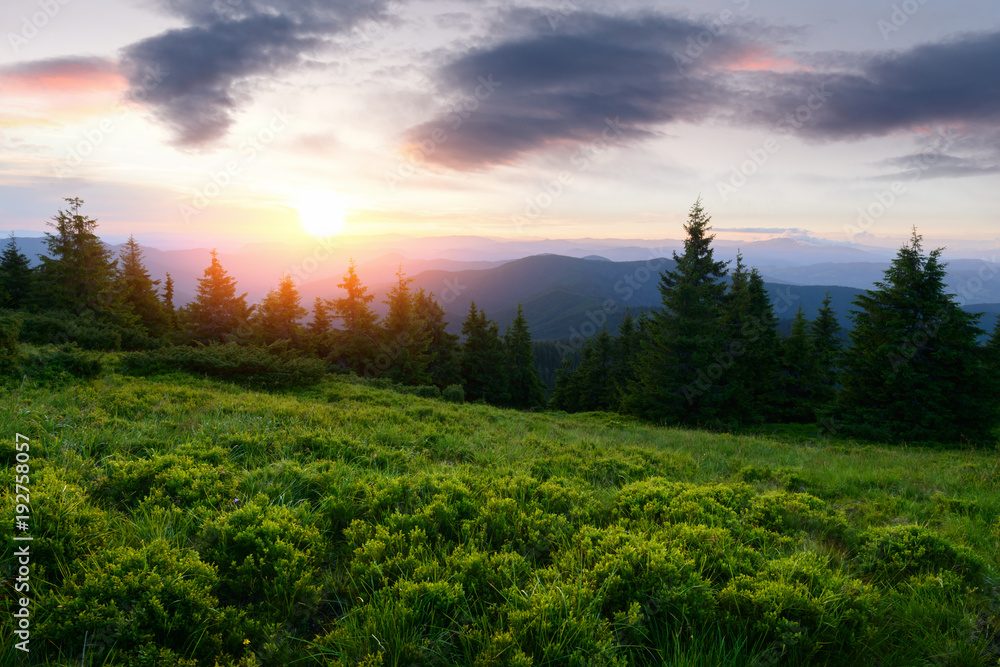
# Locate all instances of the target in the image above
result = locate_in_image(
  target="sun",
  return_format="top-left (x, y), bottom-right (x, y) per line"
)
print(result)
top-left (296, 192), bottom-right (347, 237)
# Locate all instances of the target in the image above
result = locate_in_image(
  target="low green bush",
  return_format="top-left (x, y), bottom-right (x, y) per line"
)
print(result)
top-left (0, 313), bottom-right (22, 377)
top-left (197, 500), bottom-right (325, 619)
top-left (94, 449), bottom-right (238, 512)
top-left (442, 383), bottom-right (465, 403)
top-left (38, 540), bottom-right (235, 664)
top-left (17, 310), bottom-right (164, 351)
top-left (0, 470), bottom-right (110, 586)
top-left (717, 553), bottom-right (876, 665)
top-left (856, 524), bottom-right (985, 586)
top-left (21, 343), bottom-right (104, 382)
top-left (122, 342), bottom-right (326, 388)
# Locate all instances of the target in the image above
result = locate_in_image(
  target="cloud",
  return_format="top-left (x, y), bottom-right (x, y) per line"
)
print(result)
top-left (434, 12), bottom-right (474, 31)
top-left (736, 31), bottom-right (1000, 140)
top-left (404, 10), bottom-right (1000, 171)
top-left (400, 11), bottom-right (774, 169)
top-left (876, 152), bottom-right (1000, 179)
top-left (121, 0), bottom-right (393, 147)
top-left (0, 57), bottom-right (127, 130)
top-left (0, 57), bottom-right (123, 96)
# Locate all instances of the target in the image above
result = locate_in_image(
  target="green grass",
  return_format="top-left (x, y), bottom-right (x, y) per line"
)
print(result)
top-left (1, 364), bottom-right (999, 666)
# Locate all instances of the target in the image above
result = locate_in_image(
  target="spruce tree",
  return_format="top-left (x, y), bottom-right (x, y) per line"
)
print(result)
top-left (810, 292), bottom-right (842, 391)
top-left (625, 198), bottom-right (729, 424)
top-left (741, 268), bottom-right (781, 422)
top-left (307, 297), bottom-right (334, 357)
top-left (612, 309), bottom-right (641, 405)
top-left (550, 356), bottom-right (580, 412)
top-left (35, 198), bottom-right (118, 316)
top-left (837, 229), bottom-right (998, 443)
top-left (252, 274), bottom-right (307, 345)
top-left (0, 234), bottom-right (34, 310)
top-left (185, 249), bottom-right (253, 343)
top-left (414, 289), bottom-right (461, 389)
top-left (459, 302), bottom-right (508, 405)
top-left (330, 259), bottom-right (378, 373)
top-left (117, 236), bottom-right (168, 335)
top-left (162, 273), bottom-right (176, 315)
top-left (380, 266), bottom-right (431, 385)
top-left (504, 304), bottom-right (546, 409)
top-left (986, 317), bottom-right (1000, 373)
top-left (574, 326), bottom-right (616, 412)
top-left (772, 305), bottom-right (824, 422)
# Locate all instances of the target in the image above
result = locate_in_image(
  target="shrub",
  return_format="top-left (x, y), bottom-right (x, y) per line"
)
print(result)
top-left (17, 310), bottom-right (153, 350)
top-left (38, 540), bottom-right (230, 663)
top-left (94, 450), bottom-right (237, 511)
top-left (198, 500), bottom-right (324, 617)
top-left (554, 524), bottom-right (714, 628)
top-left (0, 471), bottom-right (110, 587)
top-left (122, 342), bottom-right (326, 389)
top-left (412, 385), bottom-right (441, 399)
top-left (442, 384), bottom-right (465, 403)
top-left (716, 553), bottom-right (875, 664)
top-left (22, 343), bottom-right (103, 382)
top-left (0, 313), bottom-right (22, 377)
top-left (855, 524), bottom-right (984, 586)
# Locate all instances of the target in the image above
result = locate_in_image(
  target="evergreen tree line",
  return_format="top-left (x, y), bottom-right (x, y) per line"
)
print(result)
top-left (552, 199), bottom-right (1000, 444)
top-left (0, 199), bottom-right (548, 408)
top-left (4, 197), bottom-right (998, 443)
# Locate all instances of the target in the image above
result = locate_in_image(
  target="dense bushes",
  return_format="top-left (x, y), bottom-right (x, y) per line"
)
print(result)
top-left (17, 310), bottom-right (164, 351)
top-left (8, 374), bottom-right (998, 666)
top-left (37, 540), bottom-right (239, 665)
top-left (122, 342), bottom-right (326, 388)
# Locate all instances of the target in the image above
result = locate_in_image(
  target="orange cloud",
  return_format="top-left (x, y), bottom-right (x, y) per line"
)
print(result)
top-left (727, 49), bottom-right (810, 73)
top-left (0, 57), bottom-right (127, 129)
top-left (0, 57), bottom-right (125, 97)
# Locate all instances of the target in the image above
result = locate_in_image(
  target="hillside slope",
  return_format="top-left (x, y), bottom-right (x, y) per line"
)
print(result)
top-left (3, 370), bottom-right (998, 665)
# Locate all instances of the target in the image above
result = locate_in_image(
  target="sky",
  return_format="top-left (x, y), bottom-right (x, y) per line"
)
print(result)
top-left (1, 0), bottom-right (998, 251)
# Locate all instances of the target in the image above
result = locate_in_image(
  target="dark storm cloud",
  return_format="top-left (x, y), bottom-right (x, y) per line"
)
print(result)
top-left (402, 11), bottom-right (765, 169)
top-left (122, 0), bottom-right (391, 146)
top-left (744, 31), bottom-right (1000, 140)
top-left (408, 9), bottom-right (1000, 171)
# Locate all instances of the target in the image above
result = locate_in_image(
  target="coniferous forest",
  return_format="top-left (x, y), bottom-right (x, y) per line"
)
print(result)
top-left (2, 198), bottom-right (1000, 665)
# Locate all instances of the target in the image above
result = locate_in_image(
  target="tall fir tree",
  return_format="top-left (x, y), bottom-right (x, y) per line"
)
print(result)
top-left (504, 304), bottom-right (546, 409)
top-left (625, 198), bottom-right (729, 424)
top-left (549, 356), bottom-right (580, 412)
top-left (459, 302), bottom-right (508, 405)
top-left (575, 327), bottom-right (617, 412)
top-left (771, 305), bottom-right (825, 422)
top-left (117, 236), bottom-right (168, 335)
top-left (162, 273), bottom-right (176, 314)
top-left (380, 266), bottom-right (432, 385)
top-left (185, 249), bottom-right (253, 343)
top-left (307, 297), bottom-right (334, 357)
top-left (985, 316), bottom-right (1000, 379)
top-left (0, 234), bottom-right (34, 310)
top-left (809, 291), bottom-right (842, 391)
top-left (414, 288), bottom-right (461, 388)
top-left (612, 308), bottom-right (641, 403)
top-left (252, 274), bottom-right (307, 345)
top-left (740, 268), bottom-right (781, 422)
top-left (34, 198), bottom-right (118, 316)
top-left (330, 259), bottom-right (378, 373)
top-left (836, 229), bottom-right (998, 443)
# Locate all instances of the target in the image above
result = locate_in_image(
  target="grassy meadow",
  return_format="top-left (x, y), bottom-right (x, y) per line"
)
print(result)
top-left (2, 358), bottom-right (999, 666)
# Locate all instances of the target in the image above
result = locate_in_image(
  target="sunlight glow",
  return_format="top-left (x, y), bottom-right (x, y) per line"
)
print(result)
top-left (296, 192), bottom-right (347, 237)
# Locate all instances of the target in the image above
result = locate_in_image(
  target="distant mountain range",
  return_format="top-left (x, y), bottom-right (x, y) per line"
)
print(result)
top-left (356, 255), bottom-right (867, 340)
top-left (6, 234), bottom-right (998, 337)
